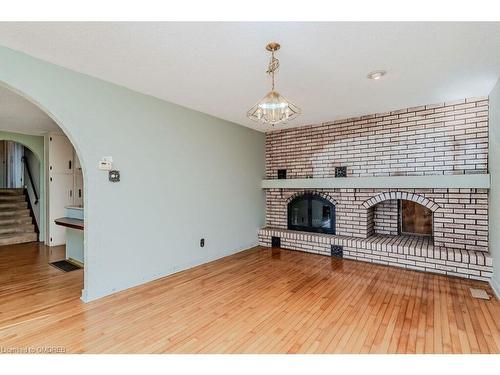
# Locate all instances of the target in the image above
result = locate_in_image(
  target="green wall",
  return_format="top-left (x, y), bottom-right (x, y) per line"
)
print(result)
top-left (0, 130), bottom-right (45, 241)
top-left (489, 78), bottom-right (500, 297)
top-left (0, 45), bottom-right (265, 302)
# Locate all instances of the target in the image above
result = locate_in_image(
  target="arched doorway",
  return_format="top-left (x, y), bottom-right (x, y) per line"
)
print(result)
top-left (0, 82), bottom-right (88, 300)
top-left (0, 139), bottom-right (42, 244)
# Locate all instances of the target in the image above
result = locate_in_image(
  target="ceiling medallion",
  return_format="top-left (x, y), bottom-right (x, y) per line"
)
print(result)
top-left (247, 42), bottom-right (301, 126)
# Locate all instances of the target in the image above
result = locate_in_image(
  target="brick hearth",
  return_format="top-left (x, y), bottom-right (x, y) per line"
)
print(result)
top-left (258, 228), bottom-right (492, 281)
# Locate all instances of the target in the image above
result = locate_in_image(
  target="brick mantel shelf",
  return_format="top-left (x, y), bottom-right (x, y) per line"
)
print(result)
top-left (262, 174), bottom-right (490, 190)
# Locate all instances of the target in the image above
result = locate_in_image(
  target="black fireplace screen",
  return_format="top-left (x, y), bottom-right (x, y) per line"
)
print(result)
top-left (287, 194), bottom-right (336, 234)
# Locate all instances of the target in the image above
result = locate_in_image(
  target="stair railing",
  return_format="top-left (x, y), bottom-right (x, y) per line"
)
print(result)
top-left (21, 156), bottom-right (39, 205)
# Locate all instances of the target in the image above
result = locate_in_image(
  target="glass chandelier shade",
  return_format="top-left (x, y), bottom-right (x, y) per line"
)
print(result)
top-left (247, 42), bottom-right (301, 126)
top-left (247, 90), bottom-right (301, 125)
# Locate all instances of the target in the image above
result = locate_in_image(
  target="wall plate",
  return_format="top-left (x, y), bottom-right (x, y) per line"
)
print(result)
top-left (109, 170), bottom-right (120, 182)
top-left (99, 160), bottom-right (113, 171)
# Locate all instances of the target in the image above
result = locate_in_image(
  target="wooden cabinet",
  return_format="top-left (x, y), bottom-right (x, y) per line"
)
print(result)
top-left (49, 135), bottom-right (74, 174)
top-left (47, 134), bottom-right (84, 246)
top-left (73, 172), bottom-right (84, 207)
top-left (48, 173), bottom-right (74, 246)
top-left (74, 152), bottom-right (82, 172)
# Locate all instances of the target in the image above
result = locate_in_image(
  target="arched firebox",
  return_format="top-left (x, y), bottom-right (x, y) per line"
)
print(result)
top-left (287, 193), bottom-right (336, 234)
top-left (362, 192), bottom-right (439, 238)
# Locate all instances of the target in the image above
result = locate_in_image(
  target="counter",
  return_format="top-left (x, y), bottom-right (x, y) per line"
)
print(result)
top-left (55, 206), bottom-right (84, 266)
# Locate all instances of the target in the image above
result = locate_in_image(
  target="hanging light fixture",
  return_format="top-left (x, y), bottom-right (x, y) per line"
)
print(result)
top-left (247, 42), bottom-right (301, 126)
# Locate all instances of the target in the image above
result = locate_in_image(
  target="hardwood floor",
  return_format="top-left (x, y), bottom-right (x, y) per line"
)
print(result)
top-left (0, 242), bottom-right (499, 353)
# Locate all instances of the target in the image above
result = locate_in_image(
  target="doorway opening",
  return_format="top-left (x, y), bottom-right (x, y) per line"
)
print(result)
top-left (0, 83), bottom-right (86, 302)
top-left (0, 140), bottom-right (40, 245)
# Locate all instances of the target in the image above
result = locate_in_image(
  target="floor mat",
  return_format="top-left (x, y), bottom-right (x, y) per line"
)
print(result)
top-left (50, 260), bottom-right (82, 272)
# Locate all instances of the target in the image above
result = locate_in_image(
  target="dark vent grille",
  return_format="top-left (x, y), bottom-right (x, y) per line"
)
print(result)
top-left (331, 245), bottom-right (343, 258)
top-left (271, 236), bottom-right (281, 248)
top-left (277, 169), bottom-right (287, 179)
top-left (335, 166), bottom-right (347, 177)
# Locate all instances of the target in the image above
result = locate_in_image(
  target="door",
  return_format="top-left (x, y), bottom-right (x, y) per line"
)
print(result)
top-left (47, 134), bottom-right (75, 246)
top-left (73, 172), bottom-right (84, 207)
top-left (73, 150), bottom-right (84, 206)
top-left (74, 152), bottom-right (82, 172)
top-left (49, 135), bottom-right (74, 174)
top-left (48, 173), bottom-right (74, 246)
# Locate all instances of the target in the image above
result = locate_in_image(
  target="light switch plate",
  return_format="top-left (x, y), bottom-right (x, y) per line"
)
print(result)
top-left (99, 160), bottom-right (113, 170)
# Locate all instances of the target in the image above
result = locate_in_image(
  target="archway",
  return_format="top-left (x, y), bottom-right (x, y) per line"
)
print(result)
top-left (0, 131), bottom-right (45, 226)
top-left (0, 139), bottom-right (43, 241)
top-left (0, 81), bottom-right (88, 300)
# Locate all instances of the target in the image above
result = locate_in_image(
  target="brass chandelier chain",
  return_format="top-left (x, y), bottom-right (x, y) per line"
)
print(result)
top-left (246, 41), bottom-right (301, 126)
top-left (266, 51), bottom-right (280, 91)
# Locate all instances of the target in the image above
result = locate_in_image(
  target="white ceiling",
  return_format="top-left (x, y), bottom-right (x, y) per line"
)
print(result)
top-left (0, 85), bottom-right (60, 135)
top-left (0, 22), bottom-right (499, 132)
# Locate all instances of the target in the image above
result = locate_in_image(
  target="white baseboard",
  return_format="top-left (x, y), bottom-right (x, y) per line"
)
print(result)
top-left (490, 277), bottom-right (500, 300)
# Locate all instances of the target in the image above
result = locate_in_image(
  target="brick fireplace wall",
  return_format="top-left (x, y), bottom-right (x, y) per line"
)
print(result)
top-left (266, 97), bottom-right (488, 178)
top-left (373, 199), bottom-right (399, 235)
top-left (260, 97), bottom-right (492, 281)
top-left (266, 188), bottom-right (488, 252)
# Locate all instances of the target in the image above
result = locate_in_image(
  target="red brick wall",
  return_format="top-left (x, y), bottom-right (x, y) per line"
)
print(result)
top-left (266, 97), bottom-right (488, 178)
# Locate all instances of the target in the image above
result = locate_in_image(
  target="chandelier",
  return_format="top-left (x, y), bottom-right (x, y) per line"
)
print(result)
top-left (247, 42), bottom-right (301, 126)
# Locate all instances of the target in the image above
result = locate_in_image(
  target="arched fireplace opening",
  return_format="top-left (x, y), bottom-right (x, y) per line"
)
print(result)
top-left (363, 192), bottom-right (438, 239)
top-left (287, 193), bottom-right (336, 234)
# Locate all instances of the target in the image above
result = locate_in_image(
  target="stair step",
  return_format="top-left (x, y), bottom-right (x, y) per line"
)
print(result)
top-left (0, 216), bottom-right (33, 226)
top-left (0, 224), bottom-right (35, 235)
top-left (0, 202), bottom-right (28, 210)
top-left (0, 188), bottom-right (36, 246)
top-left (0, 188), bottom-right (24, 196)
top-left (0, 209), bottom-right (30, 218)
top-left (0, 194), bottom-right (26, 202)
top-left (0, 232), bottom-right (38, 246)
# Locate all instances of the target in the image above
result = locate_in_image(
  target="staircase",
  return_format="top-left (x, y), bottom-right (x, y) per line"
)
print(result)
top-left (0, 188), bottom-right (38, 246)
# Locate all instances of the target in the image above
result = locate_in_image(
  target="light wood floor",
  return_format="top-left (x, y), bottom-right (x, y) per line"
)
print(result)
top-left (0, 242), bottom-right (499, 353)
